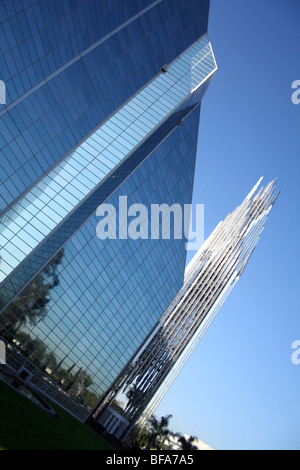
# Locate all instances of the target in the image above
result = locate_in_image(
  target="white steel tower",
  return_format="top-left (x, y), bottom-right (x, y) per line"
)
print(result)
top-left (93, 178), bottom-right (279, 443)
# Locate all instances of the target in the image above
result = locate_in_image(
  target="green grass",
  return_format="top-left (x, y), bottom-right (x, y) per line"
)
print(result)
top-left (0, 381), bottom-right (115, 450)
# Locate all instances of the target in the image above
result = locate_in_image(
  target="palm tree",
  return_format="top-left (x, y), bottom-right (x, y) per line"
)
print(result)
top-left (175, 433), bottom-right (198, 450)
top-left (144, 414), bottom-right (173, 450)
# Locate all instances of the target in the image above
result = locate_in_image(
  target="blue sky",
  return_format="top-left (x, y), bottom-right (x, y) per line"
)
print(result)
top-left (156, 0), bottom-right (300, 450)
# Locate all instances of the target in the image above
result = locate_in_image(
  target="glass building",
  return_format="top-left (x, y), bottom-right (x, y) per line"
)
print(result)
top-left (94, 179), bottom-right (279, 442)
top-left (0, 0), bottom-right (216, 420)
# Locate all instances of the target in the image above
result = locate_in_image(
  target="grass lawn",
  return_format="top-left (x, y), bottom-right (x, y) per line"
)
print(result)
top-left (0, 381), bottom-right (115, 450)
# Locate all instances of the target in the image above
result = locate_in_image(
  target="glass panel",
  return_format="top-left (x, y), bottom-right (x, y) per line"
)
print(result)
top-left (0, 34), bottom-right (216, 284)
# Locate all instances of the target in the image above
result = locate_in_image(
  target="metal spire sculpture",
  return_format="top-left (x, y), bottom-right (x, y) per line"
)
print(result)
top-left (93, 178), bottom-right (279, 443)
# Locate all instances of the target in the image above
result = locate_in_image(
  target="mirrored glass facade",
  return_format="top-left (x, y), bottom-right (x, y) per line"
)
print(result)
top-left (0, 34), bottom-right (216, 285)
top-left (0, 0), bottom-right (215, 420)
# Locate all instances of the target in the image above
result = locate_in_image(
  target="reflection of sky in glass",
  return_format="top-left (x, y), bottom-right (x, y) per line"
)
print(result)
top-left (0, 34), bottom-right (216, 284)
top-left (13, 105), bottom-right (201, 399)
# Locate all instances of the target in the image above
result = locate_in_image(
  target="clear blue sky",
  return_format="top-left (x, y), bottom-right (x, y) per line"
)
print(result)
top-left (156, 0), bottom-right (300, 450)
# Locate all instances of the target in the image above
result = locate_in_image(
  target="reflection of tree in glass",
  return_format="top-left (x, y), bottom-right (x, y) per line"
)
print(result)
top-left (63, 367), bottom-right (96, 409)
top-left (0, 249), bottom-right (64, 339)
top-left (13, 330), bottom-right (58, 371)
top-left (0, 249), bottom-right (101, 410)
top-left (125, 383), bottom-right (145, 414)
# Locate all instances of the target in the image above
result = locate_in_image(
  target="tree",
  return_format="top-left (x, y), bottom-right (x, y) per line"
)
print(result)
top-left (175, 433), bottom-right (199, 450)
top-left (142, 414), bottom-right (173, 450)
